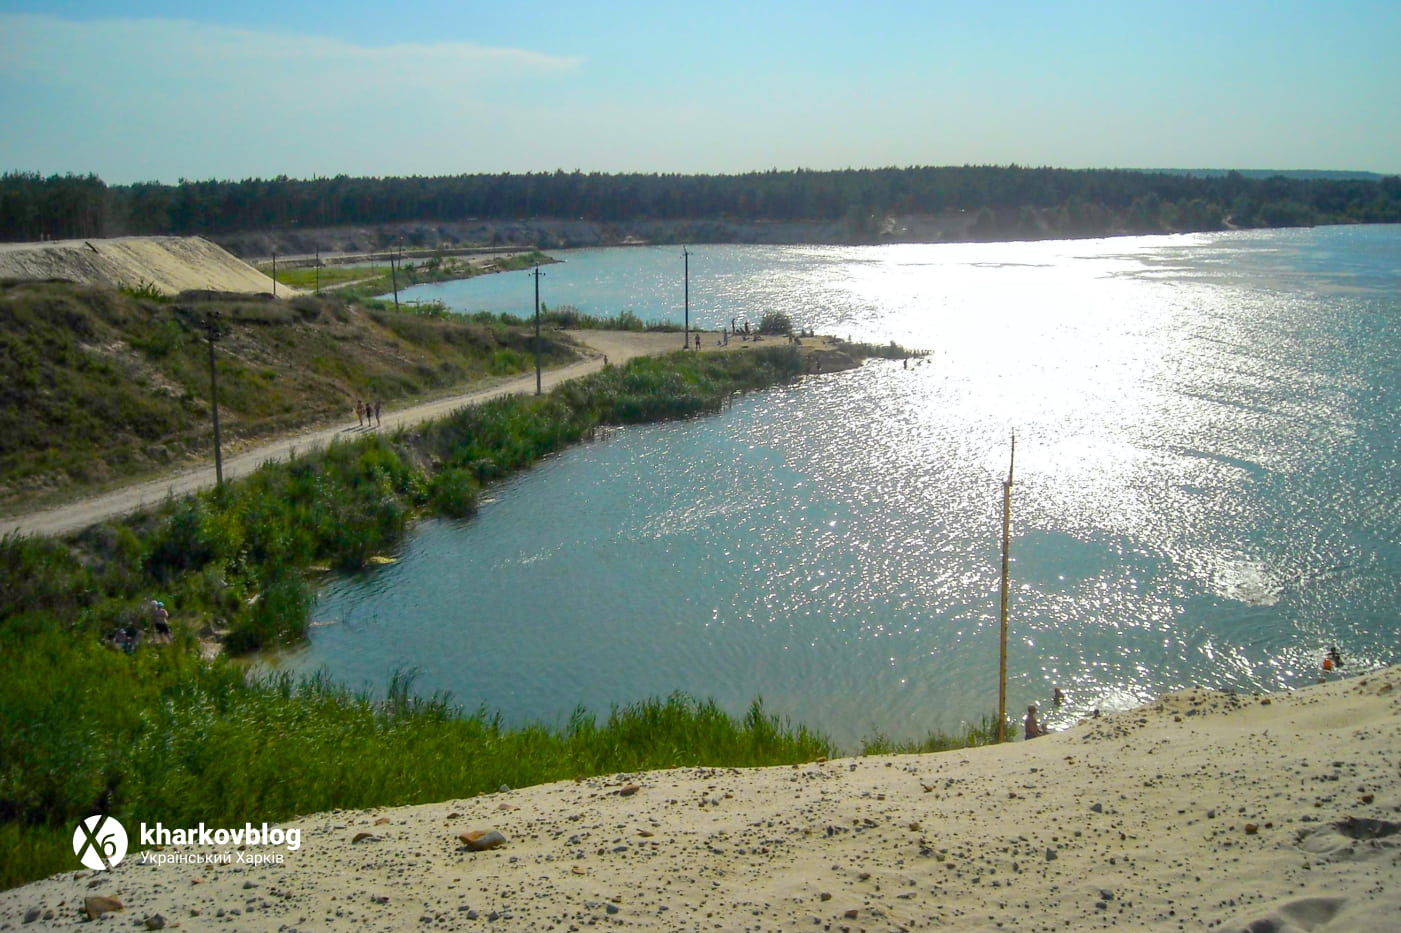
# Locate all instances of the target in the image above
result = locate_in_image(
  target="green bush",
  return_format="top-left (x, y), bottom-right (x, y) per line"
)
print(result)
top-left (428, 467), bottom-right (480, 519)
top-left (225, 569), bottom-right (311, 653)
top-left (758, 310), bottom-right (793, 335)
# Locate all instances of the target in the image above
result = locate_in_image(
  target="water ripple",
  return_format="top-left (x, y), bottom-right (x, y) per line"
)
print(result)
top-left (273, 228), bottom-right (1401, 748)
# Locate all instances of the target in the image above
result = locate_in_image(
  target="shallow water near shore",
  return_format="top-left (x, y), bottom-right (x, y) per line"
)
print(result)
top-left (268, 226), bottom-right (1401, 749)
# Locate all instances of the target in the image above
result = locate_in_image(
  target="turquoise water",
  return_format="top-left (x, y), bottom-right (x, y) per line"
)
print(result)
top-left (275, 227), bottom-right (1401, 749)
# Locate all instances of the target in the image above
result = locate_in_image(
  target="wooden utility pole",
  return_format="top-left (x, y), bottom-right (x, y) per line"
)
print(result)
top-left (530, 265), bottom-right (545, 394)
top-left (203, 311), bottom-right (224, 487)
top-left (391, 241), bottom-right (401, 312)
top-left (682, 247), bottom-right (690, 349)
top-left (996, 430), bottom-right (1016, 742)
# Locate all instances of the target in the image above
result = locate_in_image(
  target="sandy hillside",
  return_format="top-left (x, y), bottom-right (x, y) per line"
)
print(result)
top-left (0, 236), bottom-right (295, 296)
top-left (2, 667), bottom-right (1397, 931)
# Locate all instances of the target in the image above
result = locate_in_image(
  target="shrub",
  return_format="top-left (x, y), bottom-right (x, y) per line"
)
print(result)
top-left (428, 467), bottom-right (480, 519)
top-left (758, 311), bottom-right (793, 335)
top-left (224, 569), bottom-right (311, 653)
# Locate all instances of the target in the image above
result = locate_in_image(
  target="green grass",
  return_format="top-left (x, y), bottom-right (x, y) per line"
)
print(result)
top-left (263, 264), bottom-right (380, 291)
top-left (0, 618), bottom-right (834, 889)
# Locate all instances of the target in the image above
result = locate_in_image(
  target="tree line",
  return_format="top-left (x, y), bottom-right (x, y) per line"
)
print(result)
top-left (3, 165), bottom-right (1400, 244)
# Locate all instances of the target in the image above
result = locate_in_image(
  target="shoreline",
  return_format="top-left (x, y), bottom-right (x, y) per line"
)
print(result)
top-left (4, 666), bottom-right (1397, 930)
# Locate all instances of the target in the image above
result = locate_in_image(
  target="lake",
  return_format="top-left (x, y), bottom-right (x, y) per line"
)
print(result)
top-left (267, 226), bottom-right (1401, 749)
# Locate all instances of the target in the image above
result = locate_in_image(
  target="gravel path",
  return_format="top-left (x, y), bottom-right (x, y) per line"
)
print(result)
top-left (0, 331), bottom-right (695, 539)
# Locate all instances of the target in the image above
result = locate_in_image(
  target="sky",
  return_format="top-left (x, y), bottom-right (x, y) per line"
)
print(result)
top-left (1, 1), bottom-right (1398, 185)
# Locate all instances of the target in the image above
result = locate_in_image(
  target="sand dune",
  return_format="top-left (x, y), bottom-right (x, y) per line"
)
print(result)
top-left (0, 236), bottom-right (294, 296)
top-left (3, 667), bottom-right (1397, 930)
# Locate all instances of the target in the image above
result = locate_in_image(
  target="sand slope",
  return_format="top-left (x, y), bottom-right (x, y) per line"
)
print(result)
top-left (2, 667), bottom-right (1397, 930)
top-left (0, 236), bottom-right (293, 296)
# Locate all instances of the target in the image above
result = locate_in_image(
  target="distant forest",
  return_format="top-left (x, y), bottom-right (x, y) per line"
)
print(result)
top-left (3, 165), bottom-right (1400, 245)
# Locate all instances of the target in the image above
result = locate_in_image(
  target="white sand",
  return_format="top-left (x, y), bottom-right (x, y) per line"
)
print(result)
top-left (3, 667), bottom-right (1397, 931)
top-left (0, 236), bottom-right (294, 297)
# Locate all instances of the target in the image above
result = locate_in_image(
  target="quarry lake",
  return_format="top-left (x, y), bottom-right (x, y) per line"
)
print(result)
top-left (267, 226), bottom-right (1401, 749)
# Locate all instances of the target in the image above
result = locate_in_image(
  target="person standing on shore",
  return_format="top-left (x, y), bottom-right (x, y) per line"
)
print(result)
top-left (355, 400), bottom-right (365, 427)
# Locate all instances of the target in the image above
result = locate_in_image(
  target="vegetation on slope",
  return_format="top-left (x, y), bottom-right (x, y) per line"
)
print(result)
top-left (0, 281), bottom-right (577, 512)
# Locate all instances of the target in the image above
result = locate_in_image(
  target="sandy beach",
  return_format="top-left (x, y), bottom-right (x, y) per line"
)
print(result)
top-left (3, 666), bottom-right (1396, 931)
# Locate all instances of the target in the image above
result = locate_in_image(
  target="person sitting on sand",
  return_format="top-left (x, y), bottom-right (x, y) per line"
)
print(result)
top-left (1025, 704), bottom-right (1049, 739)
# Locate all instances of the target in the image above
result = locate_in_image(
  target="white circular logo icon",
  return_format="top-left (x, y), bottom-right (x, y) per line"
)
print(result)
top-left (73, 815), bottom-right (128, 870)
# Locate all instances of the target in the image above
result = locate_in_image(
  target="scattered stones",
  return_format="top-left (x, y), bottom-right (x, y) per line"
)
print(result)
top-left (83, 895), bottom-right (123, 920)
top-left (616, 783), bottom-right (642, 797)
top-left (374, 816), bottom-right (391, 825)
top-left (22, 907), bottom-right (40, 924)
top-left (352, 831), bottom-right (381, 843)
top-left (144, 913), bottom-right (167, 930)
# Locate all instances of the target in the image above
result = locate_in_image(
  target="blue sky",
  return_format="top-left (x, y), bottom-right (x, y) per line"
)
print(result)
top-left (2, 1), bottom-right (1398, 184)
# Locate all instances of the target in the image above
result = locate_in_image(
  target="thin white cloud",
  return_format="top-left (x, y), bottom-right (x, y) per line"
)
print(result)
top-left (0, 13), bottom-right (582, 180)
top-left (2, 14), bottom-right (579, 109)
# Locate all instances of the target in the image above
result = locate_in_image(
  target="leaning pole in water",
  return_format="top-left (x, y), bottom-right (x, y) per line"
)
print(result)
top-left (997, 431), bottom-right (1016, 743)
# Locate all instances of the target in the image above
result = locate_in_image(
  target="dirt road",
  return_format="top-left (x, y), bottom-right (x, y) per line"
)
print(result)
top-left (0, 331), bottom-right (698, 540)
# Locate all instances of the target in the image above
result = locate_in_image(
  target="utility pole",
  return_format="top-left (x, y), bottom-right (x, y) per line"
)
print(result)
top-left (390, 241), bottom-right (401, 312)
top-left (202, 311), bottom-right (225, 487)
top-left (996, 430), bottom-right (1016, 742)
top-left (682, 247), bottom-right (690, 349)
top-left (314, 246), bottom-right (320, 294)
top-left (530, 265), bottom-right (545, 395)
top-left (271, 251), bottom-right (277, 298)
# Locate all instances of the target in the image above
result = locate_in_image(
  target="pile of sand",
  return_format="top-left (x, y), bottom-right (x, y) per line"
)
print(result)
top-left (0, 236), bottom-right (294, 297)
top-left (2, 667), bottom-right (1397, 930)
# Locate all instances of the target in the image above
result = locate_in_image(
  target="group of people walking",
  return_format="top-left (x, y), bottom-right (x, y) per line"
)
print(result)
top-left (355, 399), bottom-right (383, 428)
